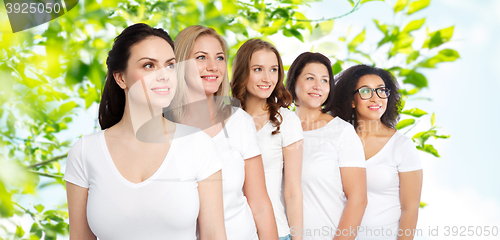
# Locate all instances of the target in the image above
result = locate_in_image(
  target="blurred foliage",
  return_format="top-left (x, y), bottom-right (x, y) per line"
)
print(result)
top-left (0, 0), bottom-right (455, 238)
top-left (315, 0), bottom-right (453, 158)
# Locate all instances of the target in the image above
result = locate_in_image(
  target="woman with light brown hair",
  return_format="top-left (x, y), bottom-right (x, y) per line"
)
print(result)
top-left (231, 39), bottom-right (304, 240)
top-left (174, 26), bottom-right (279, 240)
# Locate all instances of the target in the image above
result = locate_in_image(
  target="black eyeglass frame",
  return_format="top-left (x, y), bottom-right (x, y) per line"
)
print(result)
top-left (353, 87), bottom-right (391, 100)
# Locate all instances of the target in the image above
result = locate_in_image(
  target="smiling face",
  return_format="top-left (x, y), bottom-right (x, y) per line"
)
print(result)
top-left (186, 35), bottom-right (226, 96)
top-left (246, 49), bottom-right (279, 100)
top-left (352, 74), bottom-right (388, 122)
top-left (294, 63), bottom-right (330, 110)
top-left (116, 36), bottom-right (177, 111)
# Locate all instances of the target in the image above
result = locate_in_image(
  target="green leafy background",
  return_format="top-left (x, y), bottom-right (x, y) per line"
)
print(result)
top-left (2, 0), bottom-right (496, 239)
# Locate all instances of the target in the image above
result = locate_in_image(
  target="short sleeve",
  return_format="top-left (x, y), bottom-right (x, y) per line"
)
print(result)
top-left (196, 136), bottom-right (224, 182)
top-left (281, 110), bottom-right (304, 147)
top-left (397, 138), bottom-right (422, 172)
top-left (338, 124), bottom-right (366, 168)
top-left (240, 110), bottom-right (261, 160)
top-left (64, 138), bottom-right (89, 188)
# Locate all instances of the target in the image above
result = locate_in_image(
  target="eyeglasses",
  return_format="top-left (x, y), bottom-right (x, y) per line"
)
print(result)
top-left (353, 87), bottom-right (390, 100)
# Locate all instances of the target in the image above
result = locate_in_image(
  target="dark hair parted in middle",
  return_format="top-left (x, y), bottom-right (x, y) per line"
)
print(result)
top-left (285, 52), bottom-right (335, 113)
top-left (231, 39), bottom-right (292, 135)
top-left (332, 64), bottom-right (401, 129)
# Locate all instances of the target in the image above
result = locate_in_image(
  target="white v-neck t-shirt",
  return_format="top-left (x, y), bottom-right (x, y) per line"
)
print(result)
top-left (300, 117), bottom-right (366, 240)
top-left (256, 107), bottom-right (303, 237)
top-left (357, 131), bottom-right (422, 240)
top-left (212, 107), bottom-right (262, 240)
top-left (64, 124), bottom-right (223, 240)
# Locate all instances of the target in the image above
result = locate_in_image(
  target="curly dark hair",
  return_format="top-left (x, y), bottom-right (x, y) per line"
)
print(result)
top-left (231, 39), bottom-right (292, 135)
top-left (285, 52), bottom-right (335, 113)
top-left (332, 64), bottom-right (401, 129)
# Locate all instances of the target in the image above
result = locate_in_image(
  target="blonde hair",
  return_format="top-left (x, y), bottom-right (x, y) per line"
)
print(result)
top-left (174, 25), bottom-right (231, 121)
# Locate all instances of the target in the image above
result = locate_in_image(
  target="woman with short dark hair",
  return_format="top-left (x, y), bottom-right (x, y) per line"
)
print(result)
top-left (286, 52), bottom-right (367, 240)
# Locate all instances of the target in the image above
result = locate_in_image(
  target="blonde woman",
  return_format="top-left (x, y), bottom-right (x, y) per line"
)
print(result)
top-left (174, 26), bottom-right (279, 240)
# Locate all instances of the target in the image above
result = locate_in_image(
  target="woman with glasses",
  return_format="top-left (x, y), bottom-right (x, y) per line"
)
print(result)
top-left (332, 64), bottom-right (423, 240)
top-left (285, 52), bottom-right (367, 240)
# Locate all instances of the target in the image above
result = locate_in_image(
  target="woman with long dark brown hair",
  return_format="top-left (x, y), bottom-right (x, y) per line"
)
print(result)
top-left (64, 23), bottom-right (226, 240)
top-left (231, 39), bottom-right (303, 240)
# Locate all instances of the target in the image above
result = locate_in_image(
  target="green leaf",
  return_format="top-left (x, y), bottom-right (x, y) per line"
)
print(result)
top-left (420, 201), bottom-right (427, 208)
top-left (346, 0), bottom-right (355, 7)
top-left (407, 0), bottom-right (430, 14)
top-left (348, 29), bottom-right (366, 51)
top-left (332, 62), bottom-right (343, 75)
top-left (403, 71), bottom-right (428, 88)
top-left (7, 112), bottom-right (16, 135)
top-left (373, 19), bottom-right (388, 35)
top-left (271, 8), bottom-right (289, 20)
top-left (394, 0), bottom-right (409, 12)
top-left (318, 19), bottom-right (334, 34)
top-left (407, 50), bottom-right (420, 64)
top-left (390, 33), bottom-right (414, 56)
top-left (56, 101), bottom-right (78, 119)
top-left (417, 144), bottom-right (440, 157)
top-left (431, 112), bottom-right (436, 126)
top-left (34, 204), bottom-right (45, 213)
top-left (283, 28), bottom-right (304, 42)
top-left (15, 224), bottom-right (25, 238)
top-left (43, 209), bottom-right (68, 222)
top-left (423, 26), bottom-right (454, 49)
top-left (360, 0), bottom-right (384, 4)
top-left (313, 42), bottom-right (339, 57)
top-left (418, 49), bottom-right (460, 68)
top-left (396, 119), bottom-right (415, 130)
top-left (402, 18), bottom-right (425, 33)
top-left (401, 108), bottom-right (428, 117)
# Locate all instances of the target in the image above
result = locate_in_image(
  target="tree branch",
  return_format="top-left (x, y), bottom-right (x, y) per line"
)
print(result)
top-left (28, 154), bottom-right (67, 169)
top-left (291, 0), bottom-right (362, 22)
top-left (28, 170), bottom-right (63, 179)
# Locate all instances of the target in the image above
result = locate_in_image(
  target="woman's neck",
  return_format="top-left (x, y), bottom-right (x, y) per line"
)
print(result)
top-left (182, 88), bottom-right (218, 126)
top-left (114, 101), bottom-right (165, 140)
top-left (295, 105), bottom-right (323, 123)
top-left (356, 115), bottom-right (389, 137)
top-left (244, 94), bottom-right (268, 117)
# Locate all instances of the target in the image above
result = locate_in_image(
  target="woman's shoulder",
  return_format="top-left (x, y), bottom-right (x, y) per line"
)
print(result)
top-left (231, 106), bottom-right (255, 124)
top-left (328, 116), bottom-right (354, 131)
top-left (173, 123), bottom-right (214, 143)
top-left (75, 130), bottom-right (104, 146)
top-left (278, 107), bottom-right (299, 121)
top-left (391, 131), bottom-right (416, 150)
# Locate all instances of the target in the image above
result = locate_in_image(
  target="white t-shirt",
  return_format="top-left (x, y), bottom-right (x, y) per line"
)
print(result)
top-left (212, 107), bottom-right (261, 240)
top-left (64, 124), bottom-right (223, 240)
top-left (256, 107), bottom-right (303, 237)
top-left (357, 131), bottom-right (422, 240)
top-left (300, 117), bottom-right (366, 240)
